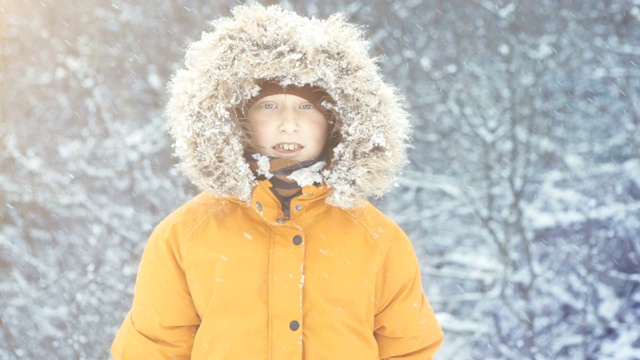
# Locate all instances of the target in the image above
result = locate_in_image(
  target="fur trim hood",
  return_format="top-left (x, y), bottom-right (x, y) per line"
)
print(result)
top-left (166, 4), bottom-right (410, 209)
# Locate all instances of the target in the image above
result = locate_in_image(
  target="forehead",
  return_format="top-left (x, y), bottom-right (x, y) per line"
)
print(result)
top-left (255, 93), bottom-right (312, 102)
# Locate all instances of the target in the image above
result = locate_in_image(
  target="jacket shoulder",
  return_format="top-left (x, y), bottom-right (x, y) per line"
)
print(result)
top-left (152, 192), bottom-right (229, 247)
top-left (343, 201), bottom-right (409, 254)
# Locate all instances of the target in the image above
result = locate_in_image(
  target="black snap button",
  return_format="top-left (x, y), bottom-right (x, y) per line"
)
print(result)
top-left (292, 235), bottom-right (302, 245)
top-left (295, 204), bottom-right (302, 211)
top-left (289, 320), bottom-right (300, 331)
top-left (256, 202), bottom-right (262, 211)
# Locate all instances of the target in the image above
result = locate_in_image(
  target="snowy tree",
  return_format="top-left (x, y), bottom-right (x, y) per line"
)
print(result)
top-left (1, 1), bottom-right (200, 357)
top-left (377, 0), bottom-right (640, 358)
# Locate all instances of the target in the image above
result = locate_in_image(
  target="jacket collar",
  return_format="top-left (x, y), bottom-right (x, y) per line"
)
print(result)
top-left (246, 180), bottom-right (332, 225)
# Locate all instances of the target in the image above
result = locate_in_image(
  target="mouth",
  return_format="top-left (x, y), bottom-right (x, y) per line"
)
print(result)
top-left (273, 143), bottom-right (303, 152)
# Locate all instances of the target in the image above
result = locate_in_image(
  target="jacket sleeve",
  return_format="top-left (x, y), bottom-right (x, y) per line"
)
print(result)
top-left (111, 216), bottom-right (201, 359)
top-left (374, 227), bottom-right (444, 359)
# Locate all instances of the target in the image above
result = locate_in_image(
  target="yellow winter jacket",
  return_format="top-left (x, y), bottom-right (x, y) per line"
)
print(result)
top-left (112, 181), bottom-right (443, 359)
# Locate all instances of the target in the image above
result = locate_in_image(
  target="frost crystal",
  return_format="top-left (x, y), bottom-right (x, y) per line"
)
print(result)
top-left (252, 153), bottom-right (273, 179)
top-left (288, 161), bottom-right (325, 187)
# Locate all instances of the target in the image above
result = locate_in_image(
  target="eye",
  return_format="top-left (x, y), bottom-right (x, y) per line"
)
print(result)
top-left (262, 102), bottom-right (276, 109)
top-left (300, 103), bottom-right (314, 110)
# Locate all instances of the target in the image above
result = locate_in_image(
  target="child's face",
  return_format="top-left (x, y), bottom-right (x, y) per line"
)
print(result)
top-left (247, 94), bottom-right (328, 161)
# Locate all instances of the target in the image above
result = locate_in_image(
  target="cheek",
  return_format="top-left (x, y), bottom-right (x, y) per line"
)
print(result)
top-left (310, 122), bottom-right (329, 146)
top-left (248, 121), bottom-right (268, 141)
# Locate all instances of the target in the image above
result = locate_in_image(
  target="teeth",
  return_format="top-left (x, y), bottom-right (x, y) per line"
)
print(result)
top-left (276, 143), bottom-right (300, 151)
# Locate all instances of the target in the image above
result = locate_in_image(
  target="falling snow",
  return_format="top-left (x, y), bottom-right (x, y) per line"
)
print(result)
top-left (1, 1), bottom-right (639, 359)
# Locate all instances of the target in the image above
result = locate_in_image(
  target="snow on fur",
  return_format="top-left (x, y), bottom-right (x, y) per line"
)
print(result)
top-left (166, 4), bottom-right (411, 209)
top-left (252, 154), bottom-right (274, 179)
top-left (288, 161), bottom-right (326, 187)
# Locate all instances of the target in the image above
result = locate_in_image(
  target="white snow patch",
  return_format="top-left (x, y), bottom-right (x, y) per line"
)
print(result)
top-left (252, 153), bottom-right (273, 179)
top-left (288, 161), bottom-right (325, 187)
top-left (498, 44), bottom-right (510, 56)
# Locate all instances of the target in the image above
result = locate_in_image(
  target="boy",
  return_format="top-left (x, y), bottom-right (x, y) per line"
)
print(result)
top-left (112, 4), bottom-right (443, 359)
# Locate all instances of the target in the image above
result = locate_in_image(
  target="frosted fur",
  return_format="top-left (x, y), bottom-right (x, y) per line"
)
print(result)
top-left (166, 4), bottom-right (411, 209)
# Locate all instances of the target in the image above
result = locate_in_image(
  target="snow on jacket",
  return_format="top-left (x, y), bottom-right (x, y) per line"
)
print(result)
top-left (111, 182), bottom-right (443, 359)
top-left (112, 4), bottom-right (443, 359)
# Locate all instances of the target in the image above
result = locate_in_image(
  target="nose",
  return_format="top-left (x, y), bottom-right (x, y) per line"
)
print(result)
top-left (278, 108), bottom-right (298, 133)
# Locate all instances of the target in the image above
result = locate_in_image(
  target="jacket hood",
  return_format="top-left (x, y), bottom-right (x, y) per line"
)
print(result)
top-left (166, 4), bottom-right (411, 209)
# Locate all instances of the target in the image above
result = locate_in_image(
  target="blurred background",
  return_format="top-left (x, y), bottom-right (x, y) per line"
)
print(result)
top-left (1, 0), bottom-right (639, 358)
